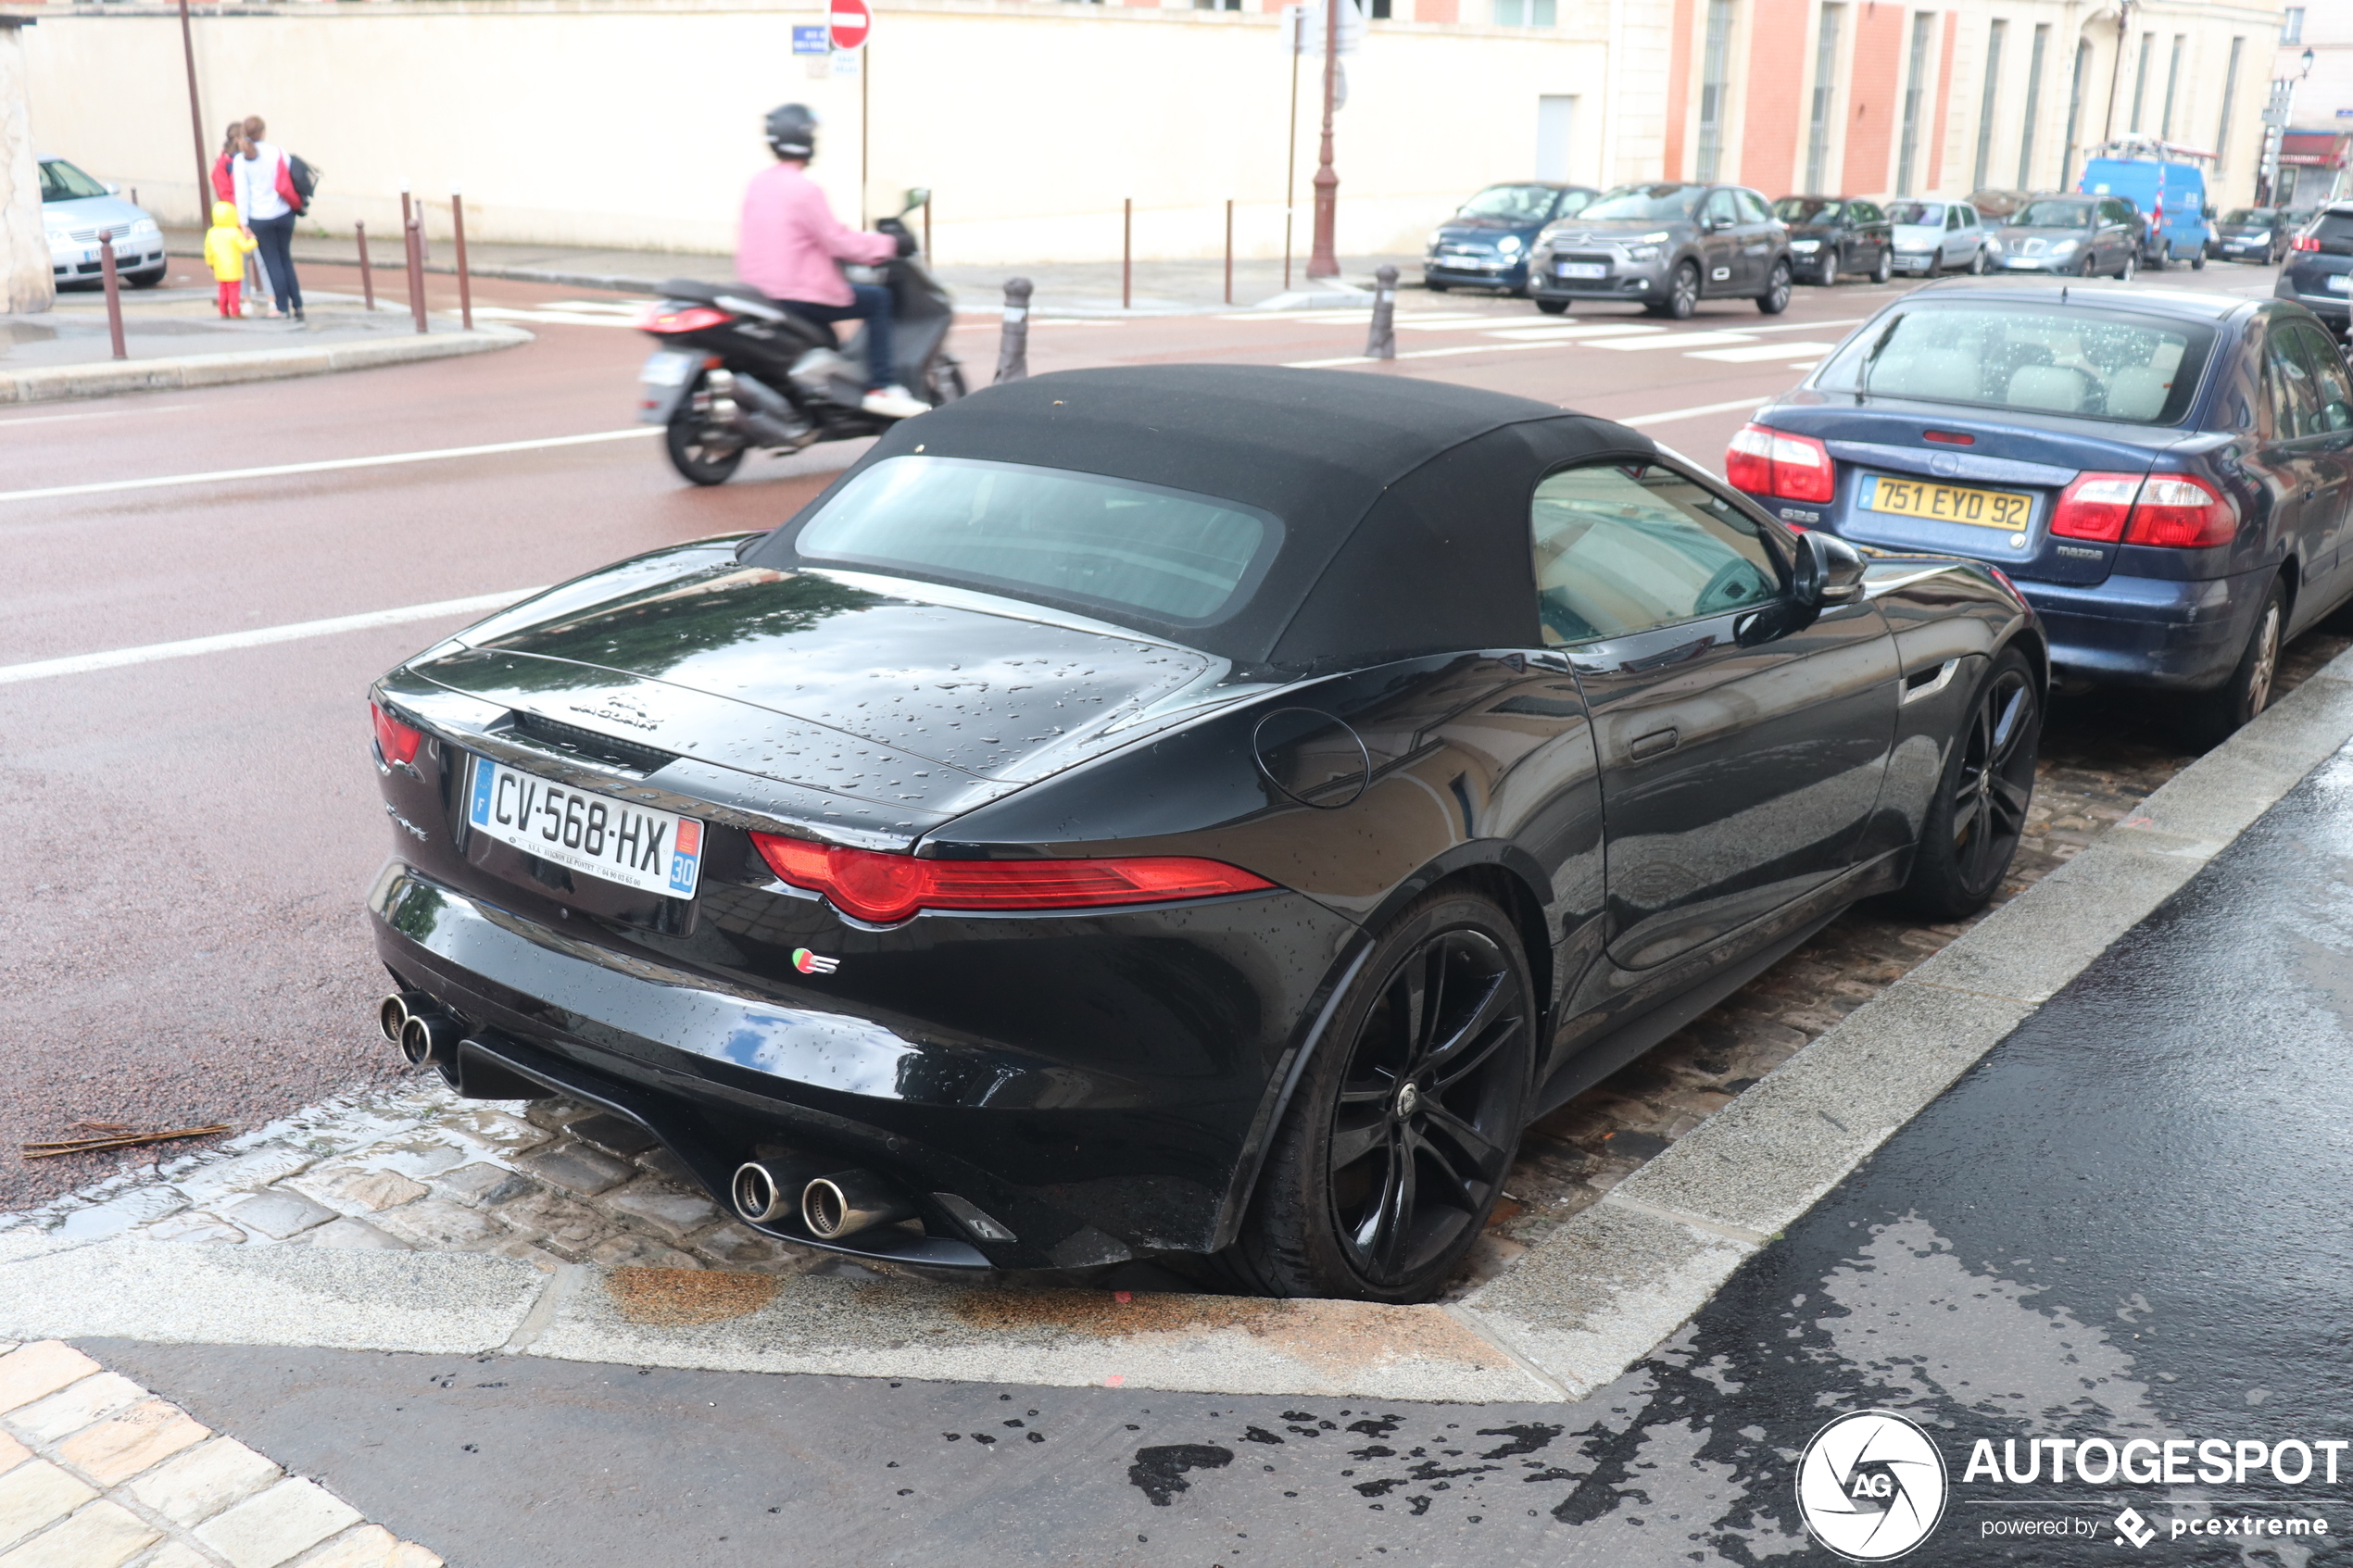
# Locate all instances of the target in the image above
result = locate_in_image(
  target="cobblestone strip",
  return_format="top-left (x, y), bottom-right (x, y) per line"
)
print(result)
top-left (0, 1339), bottom-right (439, 1568)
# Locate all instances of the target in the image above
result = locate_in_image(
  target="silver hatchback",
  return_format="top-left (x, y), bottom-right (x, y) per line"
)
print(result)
top-left (41, 157), bottom-right (167, 289)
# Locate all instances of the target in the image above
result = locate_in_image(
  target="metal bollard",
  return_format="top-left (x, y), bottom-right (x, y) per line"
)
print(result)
top-left (451, 191), bottom-right (473, 332)
top-left (404, 211), bottom-right (427, 333)
top-left (1122, 198), bottom-right (1133, 312)
top-left (994, 277), bottom-right (1032, 384)
top-left (98, 231), bottom-right (128, 360)
top-left (1224, 198), bottom-right (1235, 307)
top-left (1365, 263), bottom-right (1398, 360)
top-left (356, 221), bottom-right (376, 311)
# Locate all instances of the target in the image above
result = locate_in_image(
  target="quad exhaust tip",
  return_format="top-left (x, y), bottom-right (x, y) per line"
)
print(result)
top-left (801, 1169), bottom-right (916, 1240)
top-left (380, 994), bottom-right (460, 1069)
top-left (378, 992), bottom-right (427, 1044)
top-left (731, 1160), bottom-right (801, 1226)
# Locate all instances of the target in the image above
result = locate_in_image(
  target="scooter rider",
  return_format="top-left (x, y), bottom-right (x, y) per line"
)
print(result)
top-left (736, 104), bottom-right (929, 421)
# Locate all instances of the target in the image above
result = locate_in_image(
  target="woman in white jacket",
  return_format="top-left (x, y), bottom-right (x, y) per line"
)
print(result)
top-left (230, 117), bottom-right (303, 321)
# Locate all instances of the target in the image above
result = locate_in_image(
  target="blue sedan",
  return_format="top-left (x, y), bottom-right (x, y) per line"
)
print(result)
top-left (1423, 182), bottom-right (1597, 295)
top-left (1724, 282), bottom-right (2353, 743)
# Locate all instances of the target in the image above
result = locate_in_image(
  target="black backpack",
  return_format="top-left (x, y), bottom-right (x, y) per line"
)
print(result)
top-left (287, 154), bottom-right (321, 214)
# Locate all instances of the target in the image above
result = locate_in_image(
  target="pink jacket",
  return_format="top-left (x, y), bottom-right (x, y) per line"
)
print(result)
top-left (736, 164), bottom-right (895, 307)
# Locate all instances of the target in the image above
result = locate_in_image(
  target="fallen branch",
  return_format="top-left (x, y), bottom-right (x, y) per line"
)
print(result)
top-left (20, 1123), bottom-right (231, 1160)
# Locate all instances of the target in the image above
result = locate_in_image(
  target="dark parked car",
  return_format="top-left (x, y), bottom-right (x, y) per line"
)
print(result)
top-left (1529, 182), bottom-right (1793, 318)
top-left (1728, 283), bottom-right (2353, 742)
top-left (2209, 207), bottom-right (2290, 264)
top-left (2278, 203), bottom-right (2353, 334)
top-left (1985, 194), bottom-right (2140, 279)
top-left (1773, 195), bottom-right (1894, 285)
top-left (1423, 182), bottom-right (1598, 295)
top-left (367, 366), bottom-right (2043, 1303)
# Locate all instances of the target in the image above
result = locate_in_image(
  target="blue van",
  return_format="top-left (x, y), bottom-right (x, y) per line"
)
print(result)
top-left (2079, 155), bottom-right (2211, 269)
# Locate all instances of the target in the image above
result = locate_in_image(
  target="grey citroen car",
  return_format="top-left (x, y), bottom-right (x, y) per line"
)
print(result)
top-left (1527, 182), bottom-right (1793, 319)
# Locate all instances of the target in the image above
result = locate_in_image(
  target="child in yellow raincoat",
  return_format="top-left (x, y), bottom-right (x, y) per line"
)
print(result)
top-left (203, 201), bottom-right (257, 318)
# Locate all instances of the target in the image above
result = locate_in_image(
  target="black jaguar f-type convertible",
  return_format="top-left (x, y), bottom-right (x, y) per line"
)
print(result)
top-left (367, 365), bottom-right (2043, 1302)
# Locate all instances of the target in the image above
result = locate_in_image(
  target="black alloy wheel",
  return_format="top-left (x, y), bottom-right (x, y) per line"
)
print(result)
top-left (663, 374), bottom-right (748, 486)
top-left (1224, 891), bottom-right (1533, 1302)
top-left (1892, 648), bottom-right (2040, 922)
top-left (2185, 580), bottom-right (2284, 747)
top-left (1655, 260), bottom-right (1701, 320)
top-left (1871, 247), bottom-right (1893, 284)
top-left (1757, 258), bottom-right (1793, 314)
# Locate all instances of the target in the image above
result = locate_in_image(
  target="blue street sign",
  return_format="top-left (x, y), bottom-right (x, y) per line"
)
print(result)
top-left (792, 25), bottom-right (828, 54)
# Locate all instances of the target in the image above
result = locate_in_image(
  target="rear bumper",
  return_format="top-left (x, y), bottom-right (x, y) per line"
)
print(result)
top-left (2017, 570), bottom-right (2264, 690)
top-left (368, 859), bottom-right (1354, 1273)
top-left (2275, 277), bottom-right (2349, 325)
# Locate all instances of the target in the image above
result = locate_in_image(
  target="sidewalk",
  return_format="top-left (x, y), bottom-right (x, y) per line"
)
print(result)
top-left (3, 284), bottom-right (525, 405)
top-left (162, 229), bottom-right (1427, 315)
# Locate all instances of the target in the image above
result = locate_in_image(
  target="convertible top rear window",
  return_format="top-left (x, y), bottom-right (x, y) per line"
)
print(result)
top-left (790, 456), bottom-right (1281, 626)
top-left (1814, 304), bottom-right (2216, 426)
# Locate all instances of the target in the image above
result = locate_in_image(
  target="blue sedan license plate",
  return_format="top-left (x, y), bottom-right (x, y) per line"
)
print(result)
top-left (465, 756), bottom-right (702, 897)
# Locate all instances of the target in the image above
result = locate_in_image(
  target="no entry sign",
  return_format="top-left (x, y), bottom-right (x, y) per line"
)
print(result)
top-left (828, 0), bottom-right (871, 52)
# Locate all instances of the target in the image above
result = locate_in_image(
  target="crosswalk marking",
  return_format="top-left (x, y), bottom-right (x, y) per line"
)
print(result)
top-left (1479, 323), bottom-right (1667, 342)
top-left (1589, 330), bottom-right (1771, 352)
top-left (1686, 340), bottom-right (1846, 362)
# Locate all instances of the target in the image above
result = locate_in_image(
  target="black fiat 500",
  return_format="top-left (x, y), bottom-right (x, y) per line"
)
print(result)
top-left (368, 367), bottom-right (2044, 1302)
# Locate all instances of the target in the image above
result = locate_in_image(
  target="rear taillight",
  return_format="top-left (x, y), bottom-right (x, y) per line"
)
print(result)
top-left (750, 834), bottom-right (1277, 925)
top-left (2050, 472), bottom-right (2235, 548)
top-left (2293, 234), bottom-right (2322, 252)
top-left (1725, 423), bottom-right (1835, 503)
top-left (2050, 472), bottom-right (2144, 542)
top-left (371, 701), bottom-right (423, 766)
top-left (638, 305), bottom-right (731, 333)
top-left (2124, 476), bottom-right (2235, 547)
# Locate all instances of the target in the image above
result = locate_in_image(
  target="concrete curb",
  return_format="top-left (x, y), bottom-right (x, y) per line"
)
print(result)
top-left (7, 651), bottom-right (2351, 1401)
top-left (0, 324), bottom-right (533, 406)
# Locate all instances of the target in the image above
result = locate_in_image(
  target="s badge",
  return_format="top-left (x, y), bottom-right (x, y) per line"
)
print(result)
top-left (792, 947), bottom-right (840, 975)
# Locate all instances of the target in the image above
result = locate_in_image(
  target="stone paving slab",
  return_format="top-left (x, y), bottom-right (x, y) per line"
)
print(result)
top-left (7, 644), bottom-right (2353, 1400)
top-left (0, 1340), bottom-right (439, 1568)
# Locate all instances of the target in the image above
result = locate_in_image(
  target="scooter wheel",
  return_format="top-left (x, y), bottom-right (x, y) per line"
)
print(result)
top-left (665, 405), bottom-right (747, 486)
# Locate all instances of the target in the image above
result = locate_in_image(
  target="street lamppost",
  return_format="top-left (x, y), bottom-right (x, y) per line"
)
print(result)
top-left (1306, 0), bottom-right (1340, 279)
top-left (2262, 46), bottom-right (2316, 207)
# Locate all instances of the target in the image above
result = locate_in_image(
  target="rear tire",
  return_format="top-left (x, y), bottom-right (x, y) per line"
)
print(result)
top-left (1891, 648), bottom-right (2040, 922)
top-left (2183, 580), bottom-right (2285, 748)
top-left (2192, 252), bottom-right (2207, 270)
top-left (1756, 259), bottom-right (1793, 315)
top-left (663, 376), bottom-right (747, 486)
top-left (1220, 890), bottom-right (1533, 1303)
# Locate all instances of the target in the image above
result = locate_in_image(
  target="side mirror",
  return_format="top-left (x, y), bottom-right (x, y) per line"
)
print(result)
top-left (1793, 529), bottom-right (1867, 608)
top-left (902, 187), bottom-right (931, 213)
top-left (103, 181), bottom-right (120, 195)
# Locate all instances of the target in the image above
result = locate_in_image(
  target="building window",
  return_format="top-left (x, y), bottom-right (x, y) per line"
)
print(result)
top-left (2130, 32), bottom-right (2155, 131)
top-left (2061, 38), bottom-right (2091, 187)
top-left (1806, 5), bottom-right (1844, 194)
top-left (1895, 11), bottom-right (1933, 195)
top-left (2017, 24), bottom-right (2049, 187)
top-left (1492, 0), bottom-right (1555, 23)
top-left (1971, 19), bottom-right (2006, 191)
top-left (2216, 36), bottom-right (2246, 161)
top-left (1694, 0), bottom-right (1735, 182)
top-left (1367, 0), bottom-right (1390, 15)
top-left (2160, 34), bottom-right (2185, 139)
top-left (2284, 7), bottom-right (2305, 44)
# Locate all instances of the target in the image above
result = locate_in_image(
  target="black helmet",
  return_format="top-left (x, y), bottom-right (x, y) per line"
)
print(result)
top-left (764, 104), bottom-right (818, 161)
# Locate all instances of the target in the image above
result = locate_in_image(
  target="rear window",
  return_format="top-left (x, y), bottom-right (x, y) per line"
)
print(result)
top-left (788, 456), bottom-right (1281, 626)
top-left (1815, 305), bottom-right (2217, 425)
top-left (2311, 212), bottom-right (2353, 252)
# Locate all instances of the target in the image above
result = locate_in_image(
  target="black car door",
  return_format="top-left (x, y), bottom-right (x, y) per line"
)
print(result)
top-left (1531, 456), bottom-right (1901, 971)
top-left (1698, 189), bottom-right (1743, 294)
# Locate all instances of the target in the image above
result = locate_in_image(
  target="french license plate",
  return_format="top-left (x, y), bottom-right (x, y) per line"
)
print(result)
top-left (2329, 276), bottom-right (2351, 294)
top-left (1557, 262), bottom-right (1608, 280)
top-left (639, 350), bottom-right (699, 386)
top-left (465, 756), bottom-right (702, 898)
top-left (1863, 474), bottom-right (2032, 533)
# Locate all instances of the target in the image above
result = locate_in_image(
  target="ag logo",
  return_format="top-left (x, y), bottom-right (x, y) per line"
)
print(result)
top-left (1795, 1410), bottom-right (1949, 1561)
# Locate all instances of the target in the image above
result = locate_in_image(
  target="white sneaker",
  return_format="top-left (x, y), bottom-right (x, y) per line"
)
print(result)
top-left (861, 385), bottom-right (930, 420)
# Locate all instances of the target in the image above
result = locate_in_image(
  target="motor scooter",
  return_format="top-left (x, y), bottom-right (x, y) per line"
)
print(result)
top-left (635, 188), bottom-right (963, 485)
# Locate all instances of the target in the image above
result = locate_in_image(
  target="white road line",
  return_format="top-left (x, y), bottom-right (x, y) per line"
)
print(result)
top-left (1744, 316), bottom-right (1865, 334)
top-left (1617, 396), bottom-right (1773, 427)
top-left (0, 427), bottom-right (661, 505)
top-left (1687, 340), bottom-right (1845, 362)
top-left (1480, 323), bottom-right (1667, 342)
top-left (1589, 331), bottom-right (1764, 352)
top-left (0, 589), bottom-right (546, 687)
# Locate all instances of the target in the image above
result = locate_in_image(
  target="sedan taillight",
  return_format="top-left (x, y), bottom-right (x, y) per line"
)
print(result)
top-left (371, 701), bottom-right (424, 766)
top-left (1726, 423), bottom-right (1835, 503)
top-left (751, 834), bottom-right (1277, 925)
top-left (2050, 472), bottom-right (2234, 548)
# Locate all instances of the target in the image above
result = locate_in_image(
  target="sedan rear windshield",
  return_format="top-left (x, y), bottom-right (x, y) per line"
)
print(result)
top-left (2012, 199), bottom-right (2097, 230)
top-left (787, 456), bottom-right (1281, 626)
top-left (1883, 202), bottom-right (1947, 226)
top-left (1815, 305), bottom-right (2216, 425)
top-left (1580, 184), bottom-right (1705, 221)
top-left (1458, 184), bottom-right (1558, 222)
top-left (39, 159), bottom-right (107, 203)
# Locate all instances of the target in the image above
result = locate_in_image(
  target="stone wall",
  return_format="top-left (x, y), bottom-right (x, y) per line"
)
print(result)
top-left (0, 20), bottom-right (53, 315)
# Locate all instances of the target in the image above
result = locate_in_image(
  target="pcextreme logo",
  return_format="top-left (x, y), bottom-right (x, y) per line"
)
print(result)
top-left (1796, 1410), bottom-right (1950, 1562)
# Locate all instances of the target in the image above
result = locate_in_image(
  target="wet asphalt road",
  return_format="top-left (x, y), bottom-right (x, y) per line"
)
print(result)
top-left (81, 730), bottom-right (2353, 1566)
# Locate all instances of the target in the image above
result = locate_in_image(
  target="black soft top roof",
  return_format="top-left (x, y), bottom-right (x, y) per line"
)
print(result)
top-left (746, 365), bottom-right (1654, 671)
